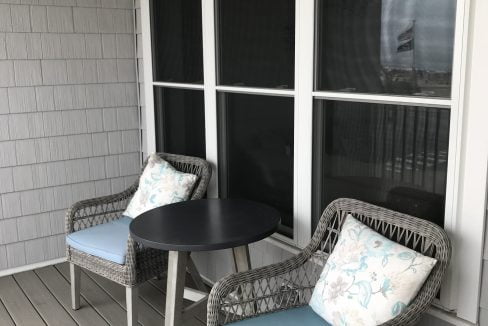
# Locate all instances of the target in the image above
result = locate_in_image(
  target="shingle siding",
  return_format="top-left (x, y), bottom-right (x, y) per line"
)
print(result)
top-left (0, 0), bottom-right (140, 272)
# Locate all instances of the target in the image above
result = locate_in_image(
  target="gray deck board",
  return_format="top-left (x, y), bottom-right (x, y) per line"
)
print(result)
top-left (0, 298), bottom-right (15, 326)
top-left (84, 270), bottom-right (164, 326)
top-left (0, 263), bottom-right (205, 326)
top-left (56, 263), bottom-right (134, 326)
top-left (0, 276), bottom-right (46, 326)
top-left (35, 266), bottom-right (110, 326)
top-left (13, 271), bottom-right (77, 326)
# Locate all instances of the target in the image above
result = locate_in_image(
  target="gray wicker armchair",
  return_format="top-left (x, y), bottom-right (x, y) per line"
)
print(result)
top-left (207, 198), bottom-right (451, 326)
top-left (66, 153), bottom-right (211, 325)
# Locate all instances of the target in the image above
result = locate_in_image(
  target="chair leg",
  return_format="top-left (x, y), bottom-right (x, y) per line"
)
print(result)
top-left (70, 263), bottom-right (81, 310)
top-left (126, 286), bottom-right (138, 326)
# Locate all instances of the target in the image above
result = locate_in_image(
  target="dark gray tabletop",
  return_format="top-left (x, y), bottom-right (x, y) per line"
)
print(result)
top-left (129, 199), bottom-right (281, 252)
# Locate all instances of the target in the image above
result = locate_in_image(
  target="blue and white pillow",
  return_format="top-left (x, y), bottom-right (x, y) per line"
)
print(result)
top-left (309, 215), bottom-right (437, 326)
top-left (123, 154), bottom-right (198, 218)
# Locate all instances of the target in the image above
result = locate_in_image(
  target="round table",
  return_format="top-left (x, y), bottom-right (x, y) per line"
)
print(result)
top-left (129, 198), bottom-right (281, 326)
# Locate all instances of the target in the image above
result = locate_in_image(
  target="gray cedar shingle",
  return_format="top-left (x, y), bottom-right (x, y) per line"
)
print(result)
top-left (66, 60), bottom-right (85, 84)
top-left (101, 33), bottom-right (116, 58)
top-left (71, 181), bottom-right (95, 201)
top-left (104, 155), bottom-right (119, 178)
top-left (26, 33), bottom-right (43, 59)
top-left (31, 163), bottom-right (48, 188)
top-left (119, 152), bottom-right (139, 176)
top-left (20, 189), bottom-right (41, 216)
top-left (94, 179), bottom-right (111, 197)
top-left (91, 132), bottom-right (109, 156)
top-left (12, 165), bottom-right (34, 191)
top-left (67, 134), bottom-right (93, 159)
top-left (47, 6), bottom-right (74, 33)
top-left (15, 139), bottom-right (37, 165)
top-left (110, 176), bottom-right (125, 193)
top-left (86, 108), bottom-right (103, 133)
top-left (60, 33), bottom-right (86, 59)
top-left (17, 214), bottom-right (38, 241)
top-left (46, 161), bottom-right (67, 186)
top-left (85, 84), bottom-right (105, 108)
top-left (1, 192), bottom-right (22, 219)
top-left (49, 136), bottom-right (69, 161)
top-left (121, 130), bottom-right (139, 152)
top-left (34, 138), bottom-right (51, 162)
top-left (85, 34), bottom-right (102, 58)
top-left (27, 112), bottom-right (45, 138)
top-left (41, 60), bottom-right (68, 85)
top-left (88, 156), bottom-right (105, 180)
top-left (0, 141), bottom-right (17, 167)
top-left (0, 167), bottom-right (14, 194)
top-left (6, 242), bottom-right (26, 268)
top-left (0, 5), bottom-right (12, 33)
top-left (0, 61), bottom-right (15, 87)
top-left (107, 131), bottom-right (122, 154)
top-left (0, 115), bottom-right (9, 141)
top-left (49, 210), bottom-right (64, 234)
top-left (11, 5), bottom-right (31, 32)
top-left (41, 33), bottom-right (62, 59)
top-left (6, 33), bottom-right (27, 59)
top-left (6, 242), bottom-right (25, 268)
top-left (8, 113), bottom-right (30, 139)
top-left (39, 187), bottom-right (55, 212)
top-left (97, 59), bottom-right (118, 83)
top-left (14, 61), bottom-right (42, 87)
top-left (82, 59), bottom-right (98, 84)
top-left (72, 85), bottom-right (87, 109)
top-left (97, 8), bottom-right (114, 33)
top-left (65, 158), bottom-right (90, 183)
top-left (73, 7), bottom-right (98, 33)
top-left (1, 218), bottom-right (19, 244)
top-left (0, 245), bottom-right (7, 270)
top-left (117, 59), bottom-right (136, 82)
top-left (61, 110), bottom-right (87, 134)
top-left (0, 88), bottom-right (9, 114)
top-left (52, 185), bottom-right (72, 210)
top-left (8, 87), bottom-right (37, 113)
top-left (30, 5), bottom-right (48, 32)
top-left (24, 237), bottom-right (46, 264)
top-left (43, 111), bottom-right (64, 136)
top-left (35, 86), bottom-right (55, 111)
top-left (116, 33), bottom-right (134, 59)
top-left (53, 85), bottom-right (74, 110)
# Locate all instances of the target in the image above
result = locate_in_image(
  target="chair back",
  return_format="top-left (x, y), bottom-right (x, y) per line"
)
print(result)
top-left (308, 198), bottom-right (451, 325)
top-left (139, 152), bottom-right (212, 201)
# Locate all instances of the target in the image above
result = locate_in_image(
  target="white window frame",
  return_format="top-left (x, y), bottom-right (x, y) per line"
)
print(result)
top-left (140, 0), bottom-right (486, 322)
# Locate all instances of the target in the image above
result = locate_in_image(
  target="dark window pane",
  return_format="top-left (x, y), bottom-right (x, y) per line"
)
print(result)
top-left (312, 100), bottom-right (450, 231)
top-left (217, 0), bottom-right (295, 89)
top-left (154, 87), bottom-right (206, 158)
top-left (151, 0), bottom-right (203, 83)
top-left (218, 93), bottom-right (294, 237)
top-left (315, 0), bottom-right (456, 98)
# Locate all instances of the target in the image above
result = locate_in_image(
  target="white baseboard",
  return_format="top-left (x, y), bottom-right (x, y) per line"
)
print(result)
top-left (0, 257), bottom-right (67, 278)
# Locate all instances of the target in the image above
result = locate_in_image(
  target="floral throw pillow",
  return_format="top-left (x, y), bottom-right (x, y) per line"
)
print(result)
top-left (123, 154), bottom-right (198, 218)
top-left (309, 215), bottom-right (437, 326)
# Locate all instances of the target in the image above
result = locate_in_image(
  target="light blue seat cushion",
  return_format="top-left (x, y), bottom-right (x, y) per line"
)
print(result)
top-left (228, 306), bottom-right (330, 326)
top-left (66, 216), bottom-right (132, 265)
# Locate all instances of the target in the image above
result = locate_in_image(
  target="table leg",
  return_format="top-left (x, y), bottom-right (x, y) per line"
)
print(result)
top-left (232, 245), bottom-right (255, 316)
top-left (232, 245), bottom-right (252, 272)
top-left (165, 251), bottom-right (188, 326)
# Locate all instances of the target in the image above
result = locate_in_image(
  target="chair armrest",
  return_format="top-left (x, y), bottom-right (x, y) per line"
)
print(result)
top-left (65, 184), bottom-right (137, 234)
top-left (207, 250), bottom-right (324, 325)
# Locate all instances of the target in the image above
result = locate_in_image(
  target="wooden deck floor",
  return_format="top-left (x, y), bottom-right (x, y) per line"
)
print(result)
top-left (0, 263), bottom-right (205, 326)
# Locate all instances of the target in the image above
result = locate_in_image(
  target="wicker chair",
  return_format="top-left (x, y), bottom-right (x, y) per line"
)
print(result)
top-left (207, 198), bottom-right (451, 326)
top-left (66, 153), bottom-right (212, 325)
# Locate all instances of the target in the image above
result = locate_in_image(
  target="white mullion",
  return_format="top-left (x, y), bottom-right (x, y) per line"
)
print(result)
top-left (202, 0), bottom-right (219, 198)
top-left (312, 91), bottom-right (452, 108)
top-left (294, 0), bottom-right (315, 248)
top-left (153, 82), bottom-right (205, 90)
top-left (215, 85), bottom-right (295, 97)
top-left (141, 0), bottom-right (156, 154)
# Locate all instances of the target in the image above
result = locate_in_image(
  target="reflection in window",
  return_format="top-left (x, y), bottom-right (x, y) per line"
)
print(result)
top-left (312, 100), bottom-right (450, 230)
top-left (217, 0), bottom-right (295, 89)
top-left (154, 87), bottom-right (206, 158)
top-left (218, 93), bottom-right (294, 237)
top-left (151, 0), bottom-right (204, 83)
top-left (315, 0), bottom-right (456, 98)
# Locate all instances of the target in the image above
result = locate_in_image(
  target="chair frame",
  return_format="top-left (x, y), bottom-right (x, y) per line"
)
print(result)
top-left (66, 153), bottom-right (212, 325)
top-left (207, 198), bottom-right (451, 326)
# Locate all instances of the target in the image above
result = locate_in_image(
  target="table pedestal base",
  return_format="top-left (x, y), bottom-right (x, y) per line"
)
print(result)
top-left (164, 245), bottom-right (253, 326)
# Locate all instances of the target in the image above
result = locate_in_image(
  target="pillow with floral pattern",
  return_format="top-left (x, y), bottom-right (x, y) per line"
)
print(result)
top-left (123, 154), bottom-right (198, 218)
top-left (309, 214), bottom-right (437, 325)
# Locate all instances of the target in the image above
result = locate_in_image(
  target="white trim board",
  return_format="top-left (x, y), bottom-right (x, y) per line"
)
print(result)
top-left (0, 257), bottom-right (67, 278)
